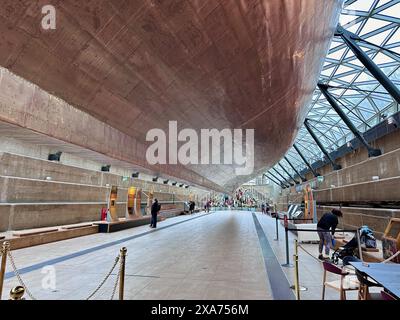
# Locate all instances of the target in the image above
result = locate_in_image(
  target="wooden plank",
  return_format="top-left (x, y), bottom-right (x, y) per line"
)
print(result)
top-left (60, 223), bottom-right (94, 230)
top-left (13, 227), bottom-right (59, 237)
top-left (7, 226), bottom-right (99, 250)
top-left (362, 247), bottom-right (379, 252)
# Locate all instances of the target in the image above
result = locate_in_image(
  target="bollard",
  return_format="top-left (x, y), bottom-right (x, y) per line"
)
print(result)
top-left (281, 227), bottom-right (293, 268)
top-left (274, 216), bottom-right (279, 241)
top-left (119, 247), bottom-right (127, 300)
top-left (9, 286), bottom-right (25, 300)
top-left (0, 241), bottom-right (10, 300)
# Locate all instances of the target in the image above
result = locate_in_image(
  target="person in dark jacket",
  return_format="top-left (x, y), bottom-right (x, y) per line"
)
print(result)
top-left (150, 198), bottom-right (161, 228)
top-left (189, 201), bottom-right (195, 214)
top-left (317, 208), bottom-right (343, 260)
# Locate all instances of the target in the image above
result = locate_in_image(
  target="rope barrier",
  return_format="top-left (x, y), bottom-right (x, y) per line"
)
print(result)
top-left (110, 260), bottom-right (121, 300)
top-left (276, 217), bottom-right (314, 221)
top-left (287, 228), bottom-right (358, 233)
top-left (7, 250), bottom-right (37, 300)
top-left (85, 255), bottom-right (120, 300)
top-left (297, 244), bottom-right (324, 264)
top-left (281, 225), bottom-right (361, 267)
top-left (0, 241), bottom-right (127, 301)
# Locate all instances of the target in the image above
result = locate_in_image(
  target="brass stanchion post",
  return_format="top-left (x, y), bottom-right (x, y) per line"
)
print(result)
top-left (0, 241), bottom-right (10, 300)
top-left (290, 239), bottom-right (307, 296)
top-left (9, 286), bottom-right (25, 300)
top-left (119, 247), bottom-right (127, 300)
top-left (294, 240), bottom-right (300, 300)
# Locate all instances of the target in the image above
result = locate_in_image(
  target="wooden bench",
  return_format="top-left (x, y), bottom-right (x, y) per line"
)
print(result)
top-left (60, 223), bottom-right (94, 230)
top-left (95, 216), bottom-right (153, 233)
top-left (12, 227), bottom-right (59, 237)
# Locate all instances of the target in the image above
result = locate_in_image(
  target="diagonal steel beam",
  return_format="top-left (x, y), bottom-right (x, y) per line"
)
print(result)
top-left (271, 168), bottom-right (294, 186)
top-left (284, 156), bottom-right (306, 181)
top-left (336, 25), bottom-right (400, 105)
top-left (304, 119), bottom-right (341, 171)
top-left (293, 144), bottom-right (319, 177)
top-left (318, 82), bottom-right (382, 157)
top-left (278, 163), bottom-right (300, 184)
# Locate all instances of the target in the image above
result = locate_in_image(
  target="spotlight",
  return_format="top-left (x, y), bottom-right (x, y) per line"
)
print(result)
top-left (152, 177), bottom-right (158, 182)
top-left (163, 179), bottom-right (169, 184)
top-left (48, 151), bottom-right (62, 161)
top-left (388, 116), bottom-right (398, 127)
top-left (132, 172), bottom-right (139, 178)
top-left (347, 141), bottom-right (355, 150)
top-left (172, 181), bottom-right (177, 186)
top-left (101, 165), bottom-right (111, 172)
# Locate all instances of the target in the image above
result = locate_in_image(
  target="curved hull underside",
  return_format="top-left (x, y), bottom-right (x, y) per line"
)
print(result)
top-left (0, 0), bottom-right (343, 192)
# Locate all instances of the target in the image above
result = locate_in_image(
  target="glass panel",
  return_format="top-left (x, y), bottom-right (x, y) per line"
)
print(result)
top-left (272, 0), bottom-right (400, 178)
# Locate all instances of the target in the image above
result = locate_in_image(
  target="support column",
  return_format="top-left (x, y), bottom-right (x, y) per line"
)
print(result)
top-left (336, 25), bottom-right (400, 105)
top-left (284, 156), bottom-right (306, 181)
top-left (278, 163), bottom-right (299, 184)
top-left (304, 119), bottom-right (341, 171)
top-left (318, 83), bottom-right (381, 157)
top-left (293, 144), bottom-right (319, 177)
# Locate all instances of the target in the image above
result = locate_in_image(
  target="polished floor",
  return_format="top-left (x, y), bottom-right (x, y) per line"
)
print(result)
top-left (1, 211), bottom-right (361, 300)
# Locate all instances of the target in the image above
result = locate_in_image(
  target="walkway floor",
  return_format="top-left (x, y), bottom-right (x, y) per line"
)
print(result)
top-left (1, 211), bottom-right (366, 300)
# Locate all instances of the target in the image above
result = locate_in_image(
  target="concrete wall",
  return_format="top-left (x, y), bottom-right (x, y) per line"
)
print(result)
top-left (276, 132), bottom-right (400, 238)
top-left (314, 177), bottom-right (400, 203)
top-left (0, 152), bottom-right (199, 231)
top-left (310, 148), bottom-right (400, 191)
top-left (304, 129), bottom-right (400, 180)
top-left (0, 177), bottom-right (110, 203)
top-left (0, 151), bottom-right (102, 185)
top-left (279, 140), bottom-right (400, 206)
top-left (316, 206), bottom-right (400, 240)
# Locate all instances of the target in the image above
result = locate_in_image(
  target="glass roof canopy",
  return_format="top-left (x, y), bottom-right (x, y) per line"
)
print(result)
top-left (266, 0), bottom-right (400, 187)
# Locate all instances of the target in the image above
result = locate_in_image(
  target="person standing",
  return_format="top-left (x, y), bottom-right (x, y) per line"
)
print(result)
top-left (265, 203), bottom-right (270, 215)
top-left (189, 201), bottom-right (195, 214)
top-left (150, 198), bottom-right (160, 228)
top-left (317, 208), bottom-right (343, 260)
top-left (206, 200), bottom-right (211, 213)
